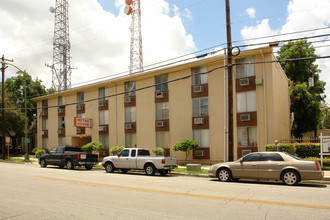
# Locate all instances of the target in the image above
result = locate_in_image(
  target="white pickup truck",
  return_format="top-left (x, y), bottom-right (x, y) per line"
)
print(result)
top-left (102, 148), bottom-right (177, 175)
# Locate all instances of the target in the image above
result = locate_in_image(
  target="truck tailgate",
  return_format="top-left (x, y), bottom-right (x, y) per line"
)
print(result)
top-left (164, 157), bottom-right (177, 166)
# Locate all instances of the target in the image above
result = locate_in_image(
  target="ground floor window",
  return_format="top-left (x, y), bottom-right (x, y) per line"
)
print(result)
top-left (99, 135), bottom-right (109, 149)
top-left (156, 131), bottom-right (170, 148)
top-left (238, 126), bottom-right (257, 147)
top-left (193, 129), bottom-right (209, 148)
top-left (42, 138), bottom-right (48, 149)
top-left (125, 133), bottom-right (136, 148)
top-left (58, 137), bottom-right (66, 146)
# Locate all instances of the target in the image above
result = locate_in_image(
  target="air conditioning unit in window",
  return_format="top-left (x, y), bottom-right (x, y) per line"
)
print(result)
top-left (41, 131), bottom-right (47, 135)
top-left (76, 128), bottom-right (83, 133)
top-left (156, 91), bottom-right (165, 98)
top-left (124, 97), bottom-right (132, 103)
top-left (98, 100), bottom-right (106, 107)
top-left (76, 104), bottom-right (83, 110)
top-left (39, 111), bottom-right (47, 116)
top-left (194, 117), bottom-right (205, 125)
top-left (240, 114), bottom-right (251, 121)
top-left (239, 78), bottom-right (249, 86)
top-left (156, 121), bottom-right (166, 127)
top-left (193, 85), bottom-right (204, 93)
top-left (57, 108), bottom-right (64, 113)
top-left (57, 129), bottom-right (63, 134)
top-left (242, 150), bottom-right (251, 156)
top-left (125, 124), bottom-right (133, 129)
top-left (98, 126), bottom-right (107, 131)
top-left (195, 150), bottom-right (204, 157)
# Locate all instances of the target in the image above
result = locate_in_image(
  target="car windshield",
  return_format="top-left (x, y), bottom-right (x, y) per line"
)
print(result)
top-left (284, 152), bottom-right (301, 160)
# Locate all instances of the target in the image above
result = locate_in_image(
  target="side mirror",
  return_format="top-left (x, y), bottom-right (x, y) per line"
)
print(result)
top-left (239, 158), bottom-right (243, 163)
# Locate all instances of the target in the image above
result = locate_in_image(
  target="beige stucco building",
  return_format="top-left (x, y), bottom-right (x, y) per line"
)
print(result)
top-left (33, 47), bottom-right (290, 163)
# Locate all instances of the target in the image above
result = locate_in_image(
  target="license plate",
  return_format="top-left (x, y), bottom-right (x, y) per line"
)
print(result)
top-left (80, 154), bottom-right (86, 160)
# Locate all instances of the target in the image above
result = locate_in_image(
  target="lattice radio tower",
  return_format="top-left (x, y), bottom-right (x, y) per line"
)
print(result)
top-left (124, 0), bottom-right (143, 74)
top-left (47, 0), bottom-right (72, 91)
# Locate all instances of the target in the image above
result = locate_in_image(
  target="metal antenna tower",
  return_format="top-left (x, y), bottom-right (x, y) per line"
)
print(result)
top-left (47, 0), bottom-right (72, 91)
top-left (124, 0), bottom-right (143, 74)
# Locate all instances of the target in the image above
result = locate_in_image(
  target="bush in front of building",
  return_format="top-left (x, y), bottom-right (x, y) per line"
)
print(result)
top-left (109, 146), bottom-right (124, 155)
top-left (152, 147), bottom-right (164, 156)
top-left (265, 143), bottom-right (320, 158)
top-left (81, 141), bottom-right (104, 153)
top-left (32, 148), bottom-right (46, 158)
top-left (172, 139), bottom-right (200, 163)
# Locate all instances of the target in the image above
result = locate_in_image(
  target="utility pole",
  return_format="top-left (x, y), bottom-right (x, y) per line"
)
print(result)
top-left (225, 0), bottom-right (234, 161)
top-left (1, 55), bottom-right (13, 160)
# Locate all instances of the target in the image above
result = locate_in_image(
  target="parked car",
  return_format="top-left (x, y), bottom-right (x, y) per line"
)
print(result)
top-left (208, 152), bottom-right (324, 185)
top-left (38, 146), bottom-right (99, 170)
top-left (102, 148), bottom-right (177, 175)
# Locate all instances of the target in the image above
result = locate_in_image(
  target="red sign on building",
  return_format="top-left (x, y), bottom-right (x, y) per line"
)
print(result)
top-left (74, 117), bottom-right (92, 128)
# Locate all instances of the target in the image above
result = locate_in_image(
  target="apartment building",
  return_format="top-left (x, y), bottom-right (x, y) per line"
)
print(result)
top-left (34, 46), bottom-right (290, 163)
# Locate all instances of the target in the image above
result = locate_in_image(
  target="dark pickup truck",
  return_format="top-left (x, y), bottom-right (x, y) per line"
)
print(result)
top-left (38, 146), bottom-right (99, 170)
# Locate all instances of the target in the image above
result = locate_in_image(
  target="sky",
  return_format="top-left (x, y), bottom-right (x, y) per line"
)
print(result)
top-left (0, 0), bottom-right (330, 104)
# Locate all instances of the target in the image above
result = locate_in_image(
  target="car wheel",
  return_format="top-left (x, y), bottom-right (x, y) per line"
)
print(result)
top-left (40, 159), bottom-right (47, 168)
top-left (121, 169), bottom-right (128, 174)
top-left (66, 160), bottom-right (74, 170)
top-left (282, 170), bottom-right (300, 186)
top-left (217, 168), bottom-right (232, 182)
top-left (85, 164), bottom-right (93, 170)
top-left (105, 162), bottom-right (115, 173)
top-left (145, 164), bottom-right (156, 176)
top-left (159, 170), bottom-right (168, 176)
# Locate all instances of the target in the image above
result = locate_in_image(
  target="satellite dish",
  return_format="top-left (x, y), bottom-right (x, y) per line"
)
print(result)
top-left (124, 5), bottom-right (132, 15)
top-left (49, 6), bottom-right (55, 13)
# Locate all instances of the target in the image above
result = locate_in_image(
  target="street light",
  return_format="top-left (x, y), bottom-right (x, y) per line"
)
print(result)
top-left (0, 61), bottom-right (29, 160)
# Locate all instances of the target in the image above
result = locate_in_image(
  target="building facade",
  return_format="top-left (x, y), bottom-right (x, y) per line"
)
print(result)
top-left (34, 47), bottom-right (290, 163)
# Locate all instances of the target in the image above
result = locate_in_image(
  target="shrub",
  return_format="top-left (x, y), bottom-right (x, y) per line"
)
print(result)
top-left (295, 143), bottom-right (320, 158)
top-left (152, 147), bottom-right (164, 156)
top-left (32, 147), bottom-right (38, 154)
top-left (172, 139), bottom-right (200, 162)
top-left (35, 149), bottom-right (46, 158)
top-left (109, 146), bottom-right (124, 155)
top-left (81, 141), bottom-right (104, 153)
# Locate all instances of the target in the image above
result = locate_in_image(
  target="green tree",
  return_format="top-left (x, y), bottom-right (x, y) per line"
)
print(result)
top-left (81, 141), bottom-right (104, 153)
top-left (172, 139), bottom-right (200, 163)
top-left (277, 40), bottom-right (326, 137)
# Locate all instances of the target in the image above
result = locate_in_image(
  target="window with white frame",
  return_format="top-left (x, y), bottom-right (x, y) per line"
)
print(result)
top-left (58, 137), bottom-right (66, 146)
top-left (99, 110), bottom-right (109, 125)
top-left (156, 131), bottom-right (170, 148)
top-left (125, 133), bottom-right (136, 148)
top-left (125, 107), bottom-right (136, 123)
top-left (238, 126), bottom-right (257, 147)
top-left (58, 96), bottom-right (65, 106)
top-left (58, 116), bottom-right (65, 128)
top-left (125, 81), bottom-right (135, 96)
top-left (99, 87), bottom-right (108, 100)
top-left (77, 113), bottom-right (85, 118)
top-left (192, 97), bottom-right (208, 117)
top-left (156, 103), bottom-right (169, 120)
top-left (236, 91), bottom-right (256, 113)
top-left (42, 118), bottom-right (48, 130)
top-left (77, 92), bottom-right (84, 103)
top-left (99, 135), bottom-right (109, 149)
top-left (42, 138), bottom-right (48, 149)
top-left (155, 74), bottom-right (168, 91)
top-left (236, 57), bottom-right (255, 78)
top-left (193, 129), bottom-right (210, 148)
top-left (192, 65), bottom-right (208, 85)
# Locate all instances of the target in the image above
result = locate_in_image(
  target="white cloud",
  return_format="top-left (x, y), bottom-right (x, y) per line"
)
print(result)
top-left (241, 0), bottom-right (330, 104)
top-left (0, 0), bottom-right (196, 88)
top-left (246, 8), bottom-right (256, 19)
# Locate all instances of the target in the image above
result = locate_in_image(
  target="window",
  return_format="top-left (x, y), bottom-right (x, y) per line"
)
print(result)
top-left (42, 100), bottom-right (48, 109)
top-left (58, 137), bottom-right (66, 146)
top-left (77, 92), bottom-right (84, 103)
top-left (99, 135), bottom-right (109, 149)
top-left (50, 148), bottom-right (57, 153)
top-left (155, 74), bottom-right (168, 91)
top-left (99, 87), bottom-right (108, 100)
top-left (138, 149), bottom-right (150, 156)
top-left (193, 129), bottom-right (209, 148)
top-left (125, 107), bottom-right (136, 123)
top-left (238, 126), bottom-right (257, 147)
top-left (259, 153), bottom-right (284, 162)
top-left (99, 110), bottom-right (109, 125)
top-left (131, 149), bottom-right (136, 157)
top-left (125, 133), bottom-right (136, 148)
top-left (236, 57), bottom-right (255, 78)
top-left (156, 131), bottom-right (170, 148)
top-left (119, 149), bottom-right (129, 157)
top-left (125, 81), bottom-right (135, 96)
top-left (58, 96), bottom-right (65, 106)
top-left (156, 103), bottom-right (169, 120)
top-left (192, 97), bottom-right (208, 117)
top-left (237, 91), bottom-right (256, 113)
top-left (192, 66), bottom-right (208, 85)
top-left (42, 138), bottom-right (48, 149)
top-left (42, 118), bottom-right (48, 130)
top-left (77, 113), bottom-right (85, 118)
top-left (58, 116), bottom-right (65, 128)
top-left (242, 153), bottom-right (260, 162)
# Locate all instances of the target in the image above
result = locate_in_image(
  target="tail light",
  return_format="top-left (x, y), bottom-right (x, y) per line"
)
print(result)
top-left (315, 161), bottom-right (320, 171)
top-left (77, 154), bottom-right (80, 160)
top-left (162, 159), bottom-right (165, 164)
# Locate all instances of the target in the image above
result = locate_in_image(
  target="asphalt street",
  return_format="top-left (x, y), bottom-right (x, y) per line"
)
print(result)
top-left (1, 162), bottom-right (330, 220)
